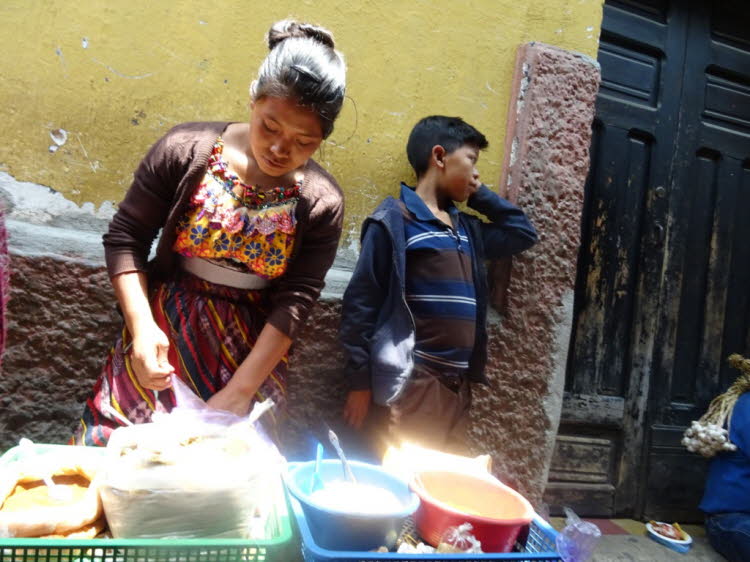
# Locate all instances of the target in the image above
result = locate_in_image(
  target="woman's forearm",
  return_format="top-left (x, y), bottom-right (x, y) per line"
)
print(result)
top-left (111, 271), bottom-right (156, 336)
top-left (228, 322), bottom-right (293, 398)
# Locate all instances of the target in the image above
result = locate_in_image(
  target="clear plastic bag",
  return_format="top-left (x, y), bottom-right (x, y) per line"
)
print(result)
top-left (100, 378), bottom-right (282, 539)
top-left (436, 522), bottom-right (483, 553)
top-left (555, 507), bottom-right (601, 562)
top-left (397, 541), bottom-right (436, 553)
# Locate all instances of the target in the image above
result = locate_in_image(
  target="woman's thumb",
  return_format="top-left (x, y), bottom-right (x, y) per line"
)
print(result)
top-left (155, 332), bottom-right (172, 369)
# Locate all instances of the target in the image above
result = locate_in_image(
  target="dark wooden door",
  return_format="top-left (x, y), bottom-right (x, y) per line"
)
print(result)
top-left (643, 0), bottom-right (750, 520)
top-left (545, 0), bottom-right (750, 521)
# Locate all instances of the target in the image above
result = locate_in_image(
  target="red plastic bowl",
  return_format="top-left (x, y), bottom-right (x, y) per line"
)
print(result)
top-left (411, 470), bottom-right (534, 552)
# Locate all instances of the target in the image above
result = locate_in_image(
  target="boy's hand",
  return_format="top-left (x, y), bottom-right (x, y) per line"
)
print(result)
top-left (344, 390), bottom-right (372, 429)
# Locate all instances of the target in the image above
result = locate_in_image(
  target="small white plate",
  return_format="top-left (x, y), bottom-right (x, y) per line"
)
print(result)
top-left (646, 521), bottom-right (693, 553)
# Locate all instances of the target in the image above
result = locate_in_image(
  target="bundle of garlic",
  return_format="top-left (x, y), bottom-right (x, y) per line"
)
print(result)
top-left (682, 421), bottom-right (735, 457)
top-left (682, 354), bottom-right (750, 458)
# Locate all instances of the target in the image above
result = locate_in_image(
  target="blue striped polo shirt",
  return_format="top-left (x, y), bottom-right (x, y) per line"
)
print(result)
top-left (400, 184), bottom-right (476, 373)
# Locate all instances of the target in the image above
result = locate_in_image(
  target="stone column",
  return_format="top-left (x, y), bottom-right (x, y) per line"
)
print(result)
top-left (469, 42), bottom-right (600, 506)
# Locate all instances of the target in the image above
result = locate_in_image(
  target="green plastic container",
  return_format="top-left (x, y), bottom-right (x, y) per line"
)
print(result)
top-left (0, 444), bottom-right (295, 562)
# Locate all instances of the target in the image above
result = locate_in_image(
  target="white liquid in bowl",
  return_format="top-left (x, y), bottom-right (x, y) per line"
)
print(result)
top-left (309, 481), bottom-right (403, 514)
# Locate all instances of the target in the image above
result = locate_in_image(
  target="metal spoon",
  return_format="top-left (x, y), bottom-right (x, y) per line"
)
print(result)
top-left (328, 429), bottom-right (357, 484)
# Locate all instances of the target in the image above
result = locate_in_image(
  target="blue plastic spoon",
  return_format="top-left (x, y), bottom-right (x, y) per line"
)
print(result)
top-left (309, 442), bottom-right (325, 493)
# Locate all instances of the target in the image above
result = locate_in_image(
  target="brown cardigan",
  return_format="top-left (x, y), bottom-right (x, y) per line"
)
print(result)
top-left (103, 121), bottom-right (344, 340)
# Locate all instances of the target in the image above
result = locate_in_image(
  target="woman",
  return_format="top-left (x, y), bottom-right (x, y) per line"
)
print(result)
top-left (73, 20), bottom-right (346, 445)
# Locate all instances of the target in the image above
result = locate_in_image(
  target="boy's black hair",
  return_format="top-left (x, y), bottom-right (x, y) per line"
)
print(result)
top-left (406, 115), bottom-right (489, 178)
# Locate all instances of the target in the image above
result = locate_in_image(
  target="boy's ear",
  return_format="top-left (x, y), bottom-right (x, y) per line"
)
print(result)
top-left (431, 145), bottom-right (447, 170)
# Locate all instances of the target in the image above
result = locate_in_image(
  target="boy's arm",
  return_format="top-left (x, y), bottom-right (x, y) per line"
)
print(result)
top-left (339, 220), bottom-right (392, 427)
top-left (466, 184), bottom-right (538, 258)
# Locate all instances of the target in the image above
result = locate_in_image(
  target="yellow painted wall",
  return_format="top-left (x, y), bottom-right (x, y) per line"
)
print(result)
top-left (0, 0), bottom-right (603, 243)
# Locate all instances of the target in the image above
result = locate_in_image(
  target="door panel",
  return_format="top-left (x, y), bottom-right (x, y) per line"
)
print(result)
top-left (546, 0), bottom-right (687, 517)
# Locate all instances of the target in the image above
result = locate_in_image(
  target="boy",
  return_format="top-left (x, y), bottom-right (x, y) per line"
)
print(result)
top-left (339, 115), bottom-right (537, 454)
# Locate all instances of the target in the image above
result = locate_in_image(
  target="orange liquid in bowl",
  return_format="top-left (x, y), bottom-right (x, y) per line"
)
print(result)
top-left (417, 471), bottom-right (532, 521)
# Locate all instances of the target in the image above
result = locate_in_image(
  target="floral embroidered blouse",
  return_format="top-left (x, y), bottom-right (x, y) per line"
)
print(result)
top-left (173, 138), bottom-right (300, 279)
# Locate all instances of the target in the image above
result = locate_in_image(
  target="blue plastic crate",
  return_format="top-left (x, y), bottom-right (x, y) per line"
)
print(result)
top-left (290, 496), bottom-right (562, 562)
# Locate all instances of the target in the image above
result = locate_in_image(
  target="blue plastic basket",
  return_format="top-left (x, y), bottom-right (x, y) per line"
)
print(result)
top-left (290, 495), bottom-right (562, 561)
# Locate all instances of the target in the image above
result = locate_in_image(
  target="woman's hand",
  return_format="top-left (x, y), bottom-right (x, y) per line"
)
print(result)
top-left (129, 322), bottom-right (175, 391)
top-left (208, 322), bottom-right (292, 417)
top-left (344, 389), bottom-right (372, 430)
top-left (111, 271), bottom-right (173, 391)
top-left (206, 383), bottom-right (254, 417)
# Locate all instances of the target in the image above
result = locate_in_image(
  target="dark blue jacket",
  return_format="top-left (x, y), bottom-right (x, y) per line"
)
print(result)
top-left (700, 392), bottom-right (750, 515)
top-left (339, 184), bottom-right (538, 405)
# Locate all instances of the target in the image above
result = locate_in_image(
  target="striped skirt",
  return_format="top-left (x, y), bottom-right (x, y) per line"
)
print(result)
top-left (72, 273), bottom-right (287, 446)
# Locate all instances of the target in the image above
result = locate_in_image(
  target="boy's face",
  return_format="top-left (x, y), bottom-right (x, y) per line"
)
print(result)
top-left (438, 144), bottom-right (481, 202)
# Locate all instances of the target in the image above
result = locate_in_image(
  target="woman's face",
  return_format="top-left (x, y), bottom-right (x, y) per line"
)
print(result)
top-left (249, 96), bottom-right (324, 177)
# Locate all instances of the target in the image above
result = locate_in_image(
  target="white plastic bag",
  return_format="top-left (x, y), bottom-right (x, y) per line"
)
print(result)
top-left (100, 378), bottom-right (282, 539)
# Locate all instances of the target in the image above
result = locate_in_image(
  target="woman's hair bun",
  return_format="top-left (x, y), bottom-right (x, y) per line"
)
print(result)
top-left (267, 20), bottom-right (336, 51)
top-left (254, 19), bottom-right (345, 138)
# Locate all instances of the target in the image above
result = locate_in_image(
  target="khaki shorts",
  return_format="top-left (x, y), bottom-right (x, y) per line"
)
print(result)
top-left (368, 364), bottom-right (472, 456)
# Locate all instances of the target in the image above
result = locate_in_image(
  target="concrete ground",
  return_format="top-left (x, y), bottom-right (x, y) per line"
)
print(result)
top-left (592, 535), bottom-right (722, 561)
top-left (550, 518), bottom-right (726, 562)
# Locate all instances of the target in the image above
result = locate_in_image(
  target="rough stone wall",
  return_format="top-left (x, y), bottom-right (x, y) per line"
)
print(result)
top-left (282, 300), bottom-right (347, 456)
top-left (1, 257), bottom-right (119, 446)
top-left (0, 174), bottom-right (354, 454)
top-left (469, 43), bottom-right (600, 506)
top-left (0, 248), bottom-right (347, 454)
top-left (0, 252), bottom-right (347, 461)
